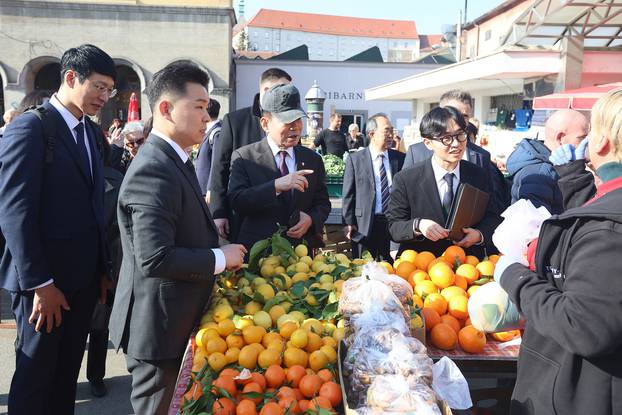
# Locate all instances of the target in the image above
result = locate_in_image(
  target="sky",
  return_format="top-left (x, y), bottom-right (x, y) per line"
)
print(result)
top-left (234, 0), bottom-right (507, 35)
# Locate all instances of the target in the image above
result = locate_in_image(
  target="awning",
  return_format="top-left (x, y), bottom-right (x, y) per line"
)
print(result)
top-left (533, 82), bottom-right (622, 110)
top-left (365, 49), bottom-right (560, 101)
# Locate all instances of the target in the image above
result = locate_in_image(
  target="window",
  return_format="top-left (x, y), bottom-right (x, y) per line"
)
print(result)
top-left (484, 30), bottom-right (492, 41)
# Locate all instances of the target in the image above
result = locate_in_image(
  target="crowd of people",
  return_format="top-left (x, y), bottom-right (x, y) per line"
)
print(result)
top-left (0, 42), bottom-right (621, 415)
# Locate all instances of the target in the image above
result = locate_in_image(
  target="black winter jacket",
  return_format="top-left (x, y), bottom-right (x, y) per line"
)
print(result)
top-left (500, 185), bottom-right (622, 415)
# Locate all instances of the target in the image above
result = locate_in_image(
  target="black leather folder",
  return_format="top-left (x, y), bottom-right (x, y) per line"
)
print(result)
top-left (445, 183), bottom-right (490, 241)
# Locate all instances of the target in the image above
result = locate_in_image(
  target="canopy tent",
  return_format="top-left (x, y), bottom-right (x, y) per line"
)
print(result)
top-left (532, 82), bottom-right (622, 110)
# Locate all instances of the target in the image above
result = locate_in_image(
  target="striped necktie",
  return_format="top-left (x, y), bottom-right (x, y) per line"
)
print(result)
top-left (379, 154), bottom-right (390, 213)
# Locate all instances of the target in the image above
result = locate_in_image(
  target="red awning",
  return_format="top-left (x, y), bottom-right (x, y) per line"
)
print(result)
top-left (533, 82), bottom-right (622, 110)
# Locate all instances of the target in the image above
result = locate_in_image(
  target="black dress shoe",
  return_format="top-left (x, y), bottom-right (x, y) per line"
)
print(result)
top-left (90, 379), bottom-right (107, 397)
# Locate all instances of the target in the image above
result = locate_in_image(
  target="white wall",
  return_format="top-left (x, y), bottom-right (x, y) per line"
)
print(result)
top-left (235, 60), bottom-right (440, 133)
top-left (248, 27), bottom-right (418, 62)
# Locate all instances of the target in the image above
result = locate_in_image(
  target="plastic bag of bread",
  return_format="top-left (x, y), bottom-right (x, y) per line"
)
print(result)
top-left (339, 277), bottom-right (407, 318)
top-left (366, 375), bottom-right (442, 415)
top-left (468, 281), bottom-right (524, 332)
top-left (347, 305), bottom-right (410, 336)
top-left (361, 262), bottom-right (414, 303)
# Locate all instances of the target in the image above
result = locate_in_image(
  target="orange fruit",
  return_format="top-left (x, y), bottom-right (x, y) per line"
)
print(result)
top-left (283, 347), bottom-right (308, 368)
top-left (448, 295), bottom-right (469, 320)
top-left (379, 261), bottom-right (394, 274)
top-left (184, 379), bottom-right (202, 403)
top-left (293, 388), bottom-right (304, 401)
top-left (258, 348), bottom-right (282, 368)
top-left (411, 294), bottom-right (424, 309)
top-left (322, 336), bottom-right (337, 348)
top-left (440, 286), bottom-right (468, 302)
top-left (488, 254), bottom-right (500, 264)
top-left (309, 350), bottom-right (329, 372)
top-left (414, 251), bottom-right (436, 271)
top-left (424, 293), bottom-right (447, 315)
top-left (236, 399), bottom-right (258, 415)
top-left (454, 274), bottom-right (468, 291)
top-left (305, 332), bottom-right (323, 353)
top-left (286, 365), bottom-right (307, 388)
top-left (259, 402), bottom-right (284, 415)
top-left (476, 260), bottom-right (495, 277)
top-left (298, 400), bottom-right (310, 412)
top-left (456, 264), bottom-right (480, 286)
top-left (317, 368), bottom-right (334, 383)
top-left (276, 386), bottom-right (296, 400)
top-left (408, 270), bottom-right (430, 288)
top-left (213, 398), bottom-right (236, 415)
top-left (440, 314), bottom-right (461, 334)
top-left (319, 381), bottom-right (342, 407)
top-left (265, 365), bottom-right (286, 388)
top-left (213, 375), bottom-right (238, 397)
top-left (465, 255), bottom-right (480, 266)
top-left (221, 368), bottom-right (241, 379)
top-left (463, 317), bottom-right (472, 327)
top-left (278, 397), bottom-right (301, 414)
top-left (430, 323), bottom-right (458, 350)
top-left (491, 330), bottom-right (521, 342)
top-left (400, 249), bottom-right (418, 263)
top-left (226, 332), bottom-right (246, 349)
top-left (250, 373), bottom-right (267, 390)
top-left (396, 261), bottom-right (417, 280)
top-left (218, 319), bottom-right (236, 337)
top-left (242, 382), bottom-right (264, 404)
top-left (280, 322), bottom-right (299, 339)
top-left (310, 396), bottom-right (333, 411)
top-left (243, 326), bottom-right (267, 345)
top-left (208, 352), bottom-right (228, 372)
top-left (238, 345), bottom-right (260, 369)
top-left (299, 374), bottom-right (323, 398)
top-left (429, 263), bottom-right (455, 289)
top-left (206, 337), bottom-right (228, 355)
top-left (458, 325), bottom-right (486, 353)
top-left (262, 332), bottom-right (284, 348)
top-left (443, 245), bottom-right (466, 267)
top-left (467, 285), bottom-right (480, 298)
top-left (426, 257), bottom-right (452, 272)
top-left (414, 280), bottom-right (439, 299)
top-left (421, 307), bottom-right (441, 331)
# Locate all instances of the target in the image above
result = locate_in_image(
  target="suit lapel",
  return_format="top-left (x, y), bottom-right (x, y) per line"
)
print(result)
top-left (259, 139), bottom-right (281, 178)
top-left (151, 136), bottom-right (217, 234)
top-left (363, 148), bottom-right (376, 191)
top-left (467, 142), bottom-right (480, 165)
top-left (84, 120), bottom-right (101, 189)
top-left (388, 150), bottom-right (400, 177)
top-left (46, 104), bottom-right (93, 187)
top-left (419, 160), bottom-right (445, 223)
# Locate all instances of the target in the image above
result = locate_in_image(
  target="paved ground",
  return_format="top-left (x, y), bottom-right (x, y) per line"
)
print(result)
top-left (0, 327), bottom-right (134, 415)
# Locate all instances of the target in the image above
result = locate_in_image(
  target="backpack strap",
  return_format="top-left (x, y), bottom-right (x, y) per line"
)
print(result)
top-left (26, 105), bottom-right (57, 164)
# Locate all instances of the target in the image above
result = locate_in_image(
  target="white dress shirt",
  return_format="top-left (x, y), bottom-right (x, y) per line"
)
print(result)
top-left (369, 148), bottom-right (392, 214)
top-left (431, 156), bottom-right (460, 206)
top-left (151, 129), bottom-right (226, 275)
top-left (31, 96), bottom-right (96, 290)
top-left (267, 137), bottom-right (296, 195)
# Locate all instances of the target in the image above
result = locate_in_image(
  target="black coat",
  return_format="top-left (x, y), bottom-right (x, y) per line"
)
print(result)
top-left (342, 148), bottom-right (404, 240)
top-left (195, 120), bottom-right (222, 196)
top-left (110, 135), bottom-right (220, 360)
top-left (228, 138), bottom-right (331, 250)
top-left (387, 159), bottom-right (501, 257)
top-left (209, 95), bottom-right (264, 221)
top-left (554, 159), bottom-right (597, 210)
top-left (404, 141), bottom-right (510, 214)
top-left (500, 183), bottom-right (622, 415)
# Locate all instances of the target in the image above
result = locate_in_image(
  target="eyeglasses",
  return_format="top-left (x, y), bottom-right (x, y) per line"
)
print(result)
top-left (125, 138), bottom-right (145, 149)
top-left (89, 81), bottom-right (117, 98)
top-left (433, 131), bottom-right (468, 146)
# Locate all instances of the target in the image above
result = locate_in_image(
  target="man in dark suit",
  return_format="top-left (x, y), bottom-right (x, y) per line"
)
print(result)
top-left (209, 68), bottom-right (292, 241)
top-left (403, 90), bottom-right (510, 213)
top-left (109, 62), bottom-right (246, 414)
top-left (0, 44), bottom-right (116, 415)
top-left (388, 106), bottom-right (501, 258)
top-left (342, 113), bottom-right (405, 260)
top-left (195, 98), bottom-right (221, 198)
top-left (228, 84), bottom-right (331, 250)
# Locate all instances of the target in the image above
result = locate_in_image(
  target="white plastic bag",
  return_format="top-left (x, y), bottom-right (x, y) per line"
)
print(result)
top-left (432, 357), bottom-right (472, 410)
top-left (467, 281), bottom-right (524, 332)
top-left (492, 199), bottom-right (551, 264)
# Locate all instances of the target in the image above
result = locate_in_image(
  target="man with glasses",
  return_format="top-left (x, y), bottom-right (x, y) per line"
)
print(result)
top-left (0, 44), bottom-right (116, 414)
top-left (108, 120), bottom-right (146, 174)
top-left (506, 109), bottom-right (589, 214)
top-left (404, 89), bottom-right (509, 214)
top-left (342, 113), bottom-right (404, 260)
top-left (388, 106), bottom-right (501, 257)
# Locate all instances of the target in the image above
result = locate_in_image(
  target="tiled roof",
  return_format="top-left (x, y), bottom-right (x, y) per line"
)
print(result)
top-left (247, 9), bottom-right (418, 39)
top-left (419, 34), bottom-right (444, 50)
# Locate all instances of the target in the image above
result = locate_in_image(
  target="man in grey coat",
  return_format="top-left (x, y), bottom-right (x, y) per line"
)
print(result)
top-left (109, 62), bottom-right (246, 415)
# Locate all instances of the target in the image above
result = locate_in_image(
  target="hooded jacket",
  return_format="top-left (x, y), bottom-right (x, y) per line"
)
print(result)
top-left (500, 183), bottom-right (622, 415)
top-left (506, 138), bottom-right (563, 214)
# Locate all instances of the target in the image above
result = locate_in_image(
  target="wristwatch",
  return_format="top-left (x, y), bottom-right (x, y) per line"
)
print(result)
top-left (413, 218), bottom-right (421, 234)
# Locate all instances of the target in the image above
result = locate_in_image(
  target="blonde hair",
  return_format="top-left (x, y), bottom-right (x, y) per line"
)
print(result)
top-left (591, 88), bottom-right (622, 160)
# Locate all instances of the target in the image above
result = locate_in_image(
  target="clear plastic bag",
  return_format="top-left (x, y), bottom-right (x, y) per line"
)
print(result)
top-left (362, 262), bottom-right (414, 303)
top-left (366, 375), bottom-right (442, 415)
top-left (467, 281), bottom-right (524, 332)
top-left (432, 357), bottom-right (473, 410)
top-left (347, 305), bottom-right (410, 336)
top-left (339, 278), bottom-right (406, 316)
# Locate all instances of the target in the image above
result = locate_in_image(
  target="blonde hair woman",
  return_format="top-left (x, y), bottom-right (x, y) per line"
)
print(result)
top-left (493, 88), bottom-right (622, 415)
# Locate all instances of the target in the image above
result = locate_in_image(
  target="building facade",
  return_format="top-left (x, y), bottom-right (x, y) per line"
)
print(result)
top-left (0, 0), bottom-right (235, 129)
top-left (242, 9), bottom-right (420, 62)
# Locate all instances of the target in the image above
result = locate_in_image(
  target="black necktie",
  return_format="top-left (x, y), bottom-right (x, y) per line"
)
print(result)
top-left (278, 150), bottom-right (289, 177)
top-left (74, 122), bottom-right (92, 181)
top-left (379, 155), bottom-right (390, 213)
top-left (442, 172), bottom-right (455, 216)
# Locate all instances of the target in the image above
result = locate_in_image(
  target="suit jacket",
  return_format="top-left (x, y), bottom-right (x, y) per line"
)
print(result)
top-left (387, 159), bottom-right (501, 257)
top-left (195, 120), bottom-right (221, 196)
top-left (404, 141), bottom-right (509, 213)
top-left (228, 138), bottom-right (331, 250)
top-left (109, 135), bottom-right (220, 360)
top-left (209, 95), bottom-right (264, 220)
top-left (342, 148), bottom-right (405, 241)
top-left (0, 102), bottom-right (106, 293)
